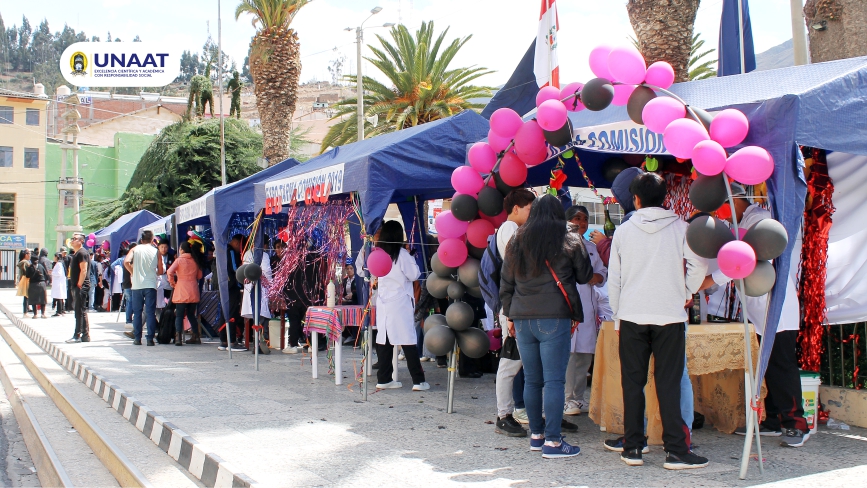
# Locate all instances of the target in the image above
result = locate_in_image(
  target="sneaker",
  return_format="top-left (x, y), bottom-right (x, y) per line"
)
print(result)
top-left (282, 346), bottom-right (301, 354)
top-left (604, 436), bottom-right (650, 454)
top-left (530, 436), bottom-right (545, 451)
top-left (146, 339), bottom-right (155, 346)
top-left (513, 408), bottom-right (529, 425)
top-left (372, 362), bottom-right (381, 370)
top-left (124, 323), bottom-right (133, 330)
top-left (419, 357), bottom-right (431, 362)
top-left (564, 400), bottom-right (588, 416)
top-left (230, 345), bottom-right (247, 352)
top-left (412, 382), bottom-right (430, 391)
top-left (495, 415), bottom-right (527, 437)
top-left (123, 331), bottom-right (134, 339)
top-left (561, 418), bottom-right (578, 432)
top-left (65, 336), bottom-right (81, 343)
top-left (133, 339), bottom-right (142, 345)
top-left (621, 448), bottom-right (644, 466)
top-left (663, 451), bottom-right (709, 470)
top-left (375, 381), bottom-right (402, 389)
top-left (542, 440), bottom-right (581, 459)
top-left (217, 343), bottom-right (228, 351)
top-left (80, 336), bottom-right (90, 342)
top-left (780, 428), bottom-right (810, 447)
top-left (735, 424), bottom-right (782, 436)
top-left (398, 352), bottom-right (405, 360)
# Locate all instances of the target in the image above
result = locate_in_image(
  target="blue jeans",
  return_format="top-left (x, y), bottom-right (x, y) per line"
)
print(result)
top-left (515, 317), bottom-right (572, 442)
top-left (131, 288), bottom-right (157, 341)
top-left (123, 289), bottom-right (133, 323)
top-left (88, 283), bottom-right (96, 309)
top-left (681, 327), bottom-right (694, 435)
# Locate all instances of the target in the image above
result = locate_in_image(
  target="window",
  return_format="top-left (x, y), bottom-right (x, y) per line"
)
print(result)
top-left (0, 193), bottom-right (14, 233)
top-left (0, 106), bottom-right (11, 124)
top-left (0, 147), bottom-right (11, 167)
top-left (24, 148), bottom-right (38, 169)
top-left (25, 108), bottom-right (39, 126)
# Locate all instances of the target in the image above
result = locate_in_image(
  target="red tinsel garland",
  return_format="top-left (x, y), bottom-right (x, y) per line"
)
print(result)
top-left (798, 148), bottom-right (835, 373)
top-left (663, 174), bottom-right (696, 221)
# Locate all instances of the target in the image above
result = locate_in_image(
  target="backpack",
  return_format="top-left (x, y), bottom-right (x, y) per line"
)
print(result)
top-left (157, 302), bottom-right (176, 344)
top-left (478, 230), bottom-right (503, 314)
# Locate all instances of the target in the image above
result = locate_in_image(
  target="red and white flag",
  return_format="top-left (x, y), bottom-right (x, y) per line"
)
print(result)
top-left (534, 0), bottom-right (560, 88)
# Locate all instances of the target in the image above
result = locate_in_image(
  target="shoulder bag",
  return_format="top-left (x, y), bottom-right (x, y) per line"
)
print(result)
top-left (545, 260), bottom-right (579, 335)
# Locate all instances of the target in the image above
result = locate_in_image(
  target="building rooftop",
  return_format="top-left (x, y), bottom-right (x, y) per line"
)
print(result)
top-left (0, 87), bottom-right (50, 100)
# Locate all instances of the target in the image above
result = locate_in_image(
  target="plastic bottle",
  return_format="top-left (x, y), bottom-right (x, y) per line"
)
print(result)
top-left (326, 280), bottom-right (336, 307)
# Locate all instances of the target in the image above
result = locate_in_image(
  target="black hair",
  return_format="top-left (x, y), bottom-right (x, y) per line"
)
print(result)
top-left (231, 234), bottom-right (245, 243)
top-left (40, 248), bottom-right (48, 257)
top-left (181, 241), bottom-right (207, 270)
top-left (376, 220), bottom-right (405, 263)
top-left (565, 205), bottom-right (589, 221)
top-left (18, 249), bottom-right (29, 261)
top-left (141, 230), bottom-right (154, 243)
top-left (506, 194), bottom-right (567, 279)
top-left (629, 172), bottom-right (667, 208)
top-left (503, 188), bottom-right (536, 215)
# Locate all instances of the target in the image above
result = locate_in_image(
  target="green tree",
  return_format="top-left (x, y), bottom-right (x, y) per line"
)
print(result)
top-left (689, 34), bottom-right (717, 81)
top-left (320, 21), bottom-right (493, 152)
top-left (17, 16), bottom-right (32, 71)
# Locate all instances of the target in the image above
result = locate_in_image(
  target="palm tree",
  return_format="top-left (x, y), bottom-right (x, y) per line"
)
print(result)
top-left (689, 34), bottom-right (717, 80)
top-left (627, 0), bottom-right (701, 83)
top-left (235, 0), bottom-right (310, 164)
top-left (320, 21), bottom-right (493, 152)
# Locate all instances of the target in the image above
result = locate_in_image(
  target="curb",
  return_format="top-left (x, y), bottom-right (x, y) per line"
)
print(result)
top-left (0, 305), bottom-right (259, 488)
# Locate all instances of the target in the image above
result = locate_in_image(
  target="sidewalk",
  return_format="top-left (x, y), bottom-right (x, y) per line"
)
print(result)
top-left (2, 290), bottom-right (865, 487)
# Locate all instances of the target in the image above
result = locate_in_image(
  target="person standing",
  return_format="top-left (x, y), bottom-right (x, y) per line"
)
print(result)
top-left (26, 254), bottom-right (49, 318)
top-left (167, 242), bottom-right (203, 346)
top-left (51, 252), bottom-right (68, 316)
top-left (155, 241), bottom-right (174, 313)
top-left (500, 194), bottom-right (593, 459)
top-left (241, 244), bottom-right (272, 353)
top-left (61, 246), bottom-right (74, 312)
top-left (373, 220), bottom-right (428, 391)
top-left (16, 249), bottom-right (31, 316)
top-left (588, 167), bottom-right (644, 267)
top-left (221, 234), bottom-right (246, 351)
top-left (124, 232), bottom-right (163, 346)
top-left (65, 233), bottom-right (92, 343)
top-left (607, 172), bottom-right (707, 469)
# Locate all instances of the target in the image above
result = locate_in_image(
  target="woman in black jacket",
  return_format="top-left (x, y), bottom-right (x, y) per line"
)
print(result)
top-left (26, 255), bottom-right (50, 319)
top-left (500, 194), bottom-right (593, 459)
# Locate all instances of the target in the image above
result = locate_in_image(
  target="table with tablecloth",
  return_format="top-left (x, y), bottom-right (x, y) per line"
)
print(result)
top-left (589, 321), bottom-right (764, 445)
top-left (303, 305), bottom-right (374, 385)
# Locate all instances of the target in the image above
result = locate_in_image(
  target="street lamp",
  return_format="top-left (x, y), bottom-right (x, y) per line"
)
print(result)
top-left (346, 7), bottom-right (394, 141)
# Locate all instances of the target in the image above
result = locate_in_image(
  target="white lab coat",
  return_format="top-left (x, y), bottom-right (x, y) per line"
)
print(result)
top-left (111, 264), bottom-right (123, 294)
top-left (51, 262), bottom-right (67, 299)
top-left (156, 254), bottom-right (173, 308)
top-left (241, 250), bottom-right (272, 319)
top-left (571, 240), bottom-right (608, 353)
top-left (375, 248), bottom-right (420, 346)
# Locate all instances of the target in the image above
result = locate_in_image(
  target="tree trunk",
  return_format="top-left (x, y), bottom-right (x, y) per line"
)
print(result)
top-left (627, 0), bottom-right (701, 83)
top-left (250, 27), bottom-right (301, 165)
top-left (804, 0), bottom-right (867, 63)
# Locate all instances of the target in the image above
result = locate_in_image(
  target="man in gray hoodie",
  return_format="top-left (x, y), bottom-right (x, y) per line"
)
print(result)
top-left (608, 172), bottom-right (708, 470)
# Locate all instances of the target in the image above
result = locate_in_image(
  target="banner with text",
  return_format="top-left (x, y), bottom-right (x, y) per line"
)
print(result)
top-left (264, 164), bottom-right (346, 205)
top-left (573, 120), bottom-right (671, 155)
top-left (177, 196), bottom-right (209, 224)
top-left (60, 42), bottom-right (181, 87)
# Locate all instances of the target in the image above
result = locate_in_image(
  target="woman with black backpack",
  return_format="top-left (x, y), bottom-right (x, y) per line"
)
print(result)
top-left (26, 254), bottom-right (50, 319)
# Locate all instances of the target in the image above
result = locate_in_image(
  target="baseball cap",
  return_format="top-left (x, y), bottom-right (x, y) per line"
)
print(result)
top-left (730, 182), bottom-right (747, 197)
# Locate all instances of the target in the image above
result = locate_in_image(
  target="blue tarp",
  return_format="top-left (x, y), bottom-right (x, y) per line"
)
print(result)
top-left (138, 214), bottom-right (172, 240)
top-left (94, 210), bottom-right (162, 261)
top-left (718, 0), bottom-right (756, 76)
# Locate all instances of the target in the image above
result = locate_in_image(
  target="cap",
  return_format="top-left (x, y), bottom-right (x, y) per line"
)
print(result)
top-left (730, 182), bottom-right (747, 197)
top-left (565, 205), bottom-right (590, 221)
top-left (60, 246), bottom-right (68, 252)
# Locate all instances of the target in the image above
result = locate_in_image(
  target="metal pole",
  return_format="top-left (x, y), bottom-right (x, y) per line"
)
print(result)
top-left (446, 343), bottom-right (457, 413)
top-left (254, 279), bottom-right (259, 371)
top-left (218, 0), bottom-right (226, 185)
top-left (362, 323), bottom-right (371, 401)
top-left (790, 0), bottom-right (809, 65)
top-left (737, 0), bottom-right (746, 74)
top-left (413, 196), bottom-right (429, 275)
top-left (356, 27), bottom-right (364, 141)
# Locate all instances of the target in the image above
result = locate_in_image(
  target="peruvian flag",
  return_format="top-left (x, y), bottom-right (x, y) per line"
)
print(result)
top-left (534, 0), bottom-right (560, 88)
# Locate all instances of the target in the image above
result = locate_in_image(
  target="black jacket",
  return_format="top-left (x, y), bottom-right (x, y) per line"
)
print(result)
top-left (500, 233), bottom-right (593, 322)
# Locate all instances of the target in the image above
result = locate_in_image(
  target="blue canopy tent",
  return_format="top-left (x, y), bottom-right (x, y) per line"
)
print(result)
top-left (94, 210), bottom-right (162, 261)
top-left (138, 214), bottom-right (173, 241)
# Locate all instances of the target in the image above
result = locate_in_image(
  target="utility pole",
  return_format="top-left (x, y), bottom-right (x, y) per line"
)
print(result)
top-left (790, 0), bottom-right (809, 65)
top-left (347, 7), bottom-right (393, 142)
top-left (218, 0), bottom-right (226, 185)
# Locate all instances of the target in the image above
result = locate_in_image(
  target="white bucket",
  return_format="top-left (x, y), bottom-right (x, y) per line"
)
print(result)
top-left (800, 371), bottom-right (821, 435)
top-left (268, 319), bottom-right (283, 349)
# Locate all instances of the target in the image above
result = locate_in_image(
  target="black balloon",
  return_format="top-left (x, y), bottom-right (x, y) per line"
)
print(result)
top-left (467, 243), bottom-right (485, 260)
top-left (235, 264), bottom-right (249, 283)
top-left (543, 118), bottom-right (573, 147)
top-left (478, 186), bottom-right (504, 217)
top-left (445, 301), bottom-right (475, 331)
top-left (744, 260), bottom-right (776, 297)
top-left (431, 252), bottom-right (456, 278)
top-left (456, 327), bottom-right (491, 359)
top-left (244, 263), bottom-right (262, 281)
top-left (458, 257), bottom-right (481, 288)
top-left (627, 86), bottom-right (657, 125)
top-left (602, 157), bottom-right (630, 184)
top-left (686, 215), bottom-right (734, 259)
top-left (426, 273), bottom-right (454, 299)
top-left (581, 77), bottom-right (615, 111)
top-left (451, 194), bottom-right (479, 222)
top-left (423, 314), bottom-right (448, 334)
top-left (688, 107), bottom-right (714, 130)
top-left (447, 281), bottom-right (467, 300)
top-left (689, 173), bottom-right (728, 212)
top-left (493, 172), bottom-right (518, 196)
top-left (424, 325), bottom-right (456, 356)
top-left (467, 286), bottom-right (482, 298)
top-left (743, 219), bottom-right (789, 261)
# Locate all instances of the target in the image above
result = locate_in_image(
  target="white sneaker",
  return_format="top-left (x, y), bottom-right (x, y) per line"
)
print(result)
top-left (375, 381), bottom-right (403, 389)
top-left (412, 382), bottom-right (430, 391)
top-left (564, 400), bottom-right (587, 416)
top-left (282, 346), bottom-right (301, 354)
top-left (513, 408), bottom-right (529, 424)
top-left (124, 323), bottom-right (133, 330)
top-left (398, 353), bottom-right (406, 360)
top-left (419, 357), bottom-right (431, 362)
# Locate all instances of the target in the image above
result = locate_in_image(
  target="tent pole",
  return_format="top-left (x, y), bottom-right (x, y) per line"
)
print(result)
top-left (254, 279), bottom-right (260, 371)
top-left (413, 197), bottom-right (430, 275)
top-left (737, 0), bottom-right (746, 74)
top-left (446, 343), bottom-right (457, 413)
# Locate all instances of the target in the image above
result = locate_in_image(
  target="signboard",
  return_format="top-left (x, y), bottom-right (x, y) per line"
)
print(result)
top-left (0, 234), bottom-right (26, 250)
top-left (264, 164), bottom-right (345, 205)
top-left (573, 120), bottom-right (671, 155)
top-left (177, 196), bottom-right (209, 224)
top-left (60, 42), bottom-right (181, 87)
top-left (427, 199), bottom-right (443, 234)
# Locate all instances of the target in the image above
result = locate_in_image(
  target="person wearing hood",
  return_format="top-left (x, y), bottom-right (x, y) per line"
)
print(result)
top-left (590, 167), bottom-right (644, 267)
top-left (607, 172), bottom-right (708, 470)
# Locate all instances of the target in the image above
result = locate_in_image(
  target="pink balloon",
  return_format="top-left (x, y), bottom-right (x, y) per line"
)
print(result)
top-left (692, 140), bottom-right (728, 176)
top-left (717, 240), bottom-right (756, 279)
top-left (559, 82), bottom-right (585, 112)
top-left (644, 61), bottom-right (675, 89)
top-left (589, 45), bottom-right (614, 80)
top-left (499, 152), bottom-right (528, 186)
top-left (710, 109), bottom-right (750, 148)
top-left (451, 166), bottom-right (484, 195)
top-left (608, 46), bottom-right (647, 85)
top-left (490, 108), bottom-right (523, 139)
top-left (467, 219), bottom-right (496, 248)
top-left (612, 84), bottom-right (636, 106)
top-left (102, 241), bottom-right (110, 251)
top-left (438, 238), bottom-right (469, 267)
top-left (366, 247), bottom-right (393, 277)
top-left (663, 118), bottom-right (709, 160)
top-left (517, 145), bottom-right (548, 167)
top-left (514, 120), bottom-right (546, 159)
top-left (468, 142), bottom-right (497, 174)
top-left (86, 239), bottom-right (95, 247)
top-left (724, 146), bottom-right (774, 185)
top-left (487, 129), bottom-right (511, 153)
top-left (535, 86), bottom-right (562, 108)
top-left (642, 97), bottom-right (686, 134)
top-left (479, 210), bottom-right (508, 229)
top-left (536, 99), bottom-right (568, 131)
top-left (435, 210), bottom-right (469, 239)
top-left (88, 233), bottom-right (96, 239)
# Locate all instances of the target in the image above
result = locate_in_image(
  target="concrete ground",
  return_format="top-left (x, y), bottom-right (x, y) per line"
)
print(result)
top-left (2, 290), bottom-right (865, 487)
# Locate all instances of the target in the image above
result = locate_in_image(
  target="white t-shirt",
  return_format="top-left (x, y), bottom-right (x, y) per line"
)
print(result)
top-left (129, 244), bottom-right (159, 290)
top-left (497, 220), bottom-right (519, 260)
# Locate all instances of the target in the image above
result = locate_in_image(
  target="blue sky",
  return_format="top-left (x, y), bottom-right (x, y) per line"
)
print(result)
top-left (3, 0), bottom-right (800, 86)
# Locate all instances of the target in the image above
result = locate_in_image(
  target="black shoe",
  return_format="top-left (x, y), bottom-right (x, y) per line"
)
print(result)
top-left (495, 415), bottom-right (527, 437)
top-left (80, 336), bottom-right (90, 343)
top-left (459, 371), bottom-right (483, 379)
top-left (124, 331), bottom-right (134, 339)
top-left (663, 451), bottom-right (708, 470)
top-left (65, 336), bottom-right (81, 343)
top-left (146, 339), bottom-right (155, 346)
top-left (780, 428), bottom-right (810, 447)
top-left (133, 339), bottom-right (142, 345)
top-left (560, 418), bottom-right (578, 432)
top-left (372, 362), bottom-right (380, 370)
top-left (621, 448), bottom-right (644, 466)
top-left (603, 436), bottom-right (650, 453)
top-left (735, 423), bottom-right (782, 436)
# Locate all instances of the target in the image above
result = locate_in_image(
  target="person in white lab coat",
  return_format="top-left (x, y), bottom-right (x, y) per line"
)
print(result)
top-left (374, 220), bottom-right (428, 391)
top-left (563, 206), bottom-right (607, 415)
top-left (50, 252), bottom-right (68, 316)
top-left (241, 245), bottom-right (273, 353)
top-left (155, 241), bottom-right (174, 311)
